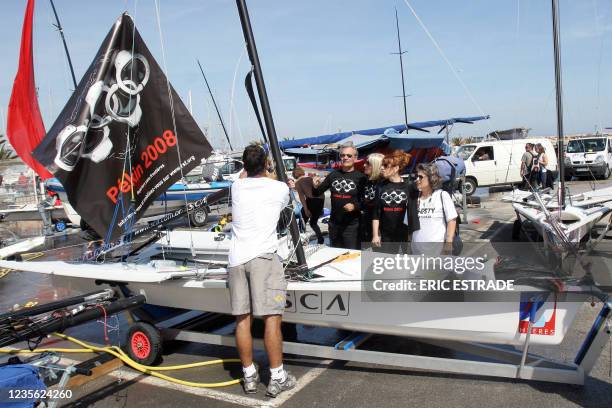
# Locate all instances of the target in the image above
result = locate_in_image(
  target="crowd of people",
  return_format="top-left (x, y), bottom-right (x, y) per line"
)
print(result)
top-left (287, 144), bottom-right (459, 255)
top-left (227, 143), bottom-right (462, 397)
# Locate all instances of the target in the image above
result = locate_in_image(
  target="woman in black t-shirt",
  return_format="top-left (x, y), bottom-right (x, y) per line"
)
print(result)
top-left (372, 150), bottom-right (416, 253)
top-left (361, 153), bottom-right (384, 244)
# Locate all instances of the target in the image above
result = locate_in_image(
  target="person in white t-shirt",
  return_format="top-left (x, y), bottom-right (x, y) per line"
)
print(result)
top-left (411, 163), bottom-right (458, 255)
top-left (228, 144), bottom-right (296, 396)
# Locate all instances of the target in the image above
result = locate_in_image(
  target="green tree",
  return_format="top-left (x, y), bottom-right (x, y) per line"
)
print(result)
top-left (0, 134), bottom-right (18, 160)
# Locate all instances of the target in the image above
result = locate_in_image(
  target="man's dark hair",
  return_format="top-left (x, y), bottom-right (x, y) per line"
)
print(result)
top-left (242, 144), bottom-right (267, 177)
top-left (526, 143), bottom-right (534, 149)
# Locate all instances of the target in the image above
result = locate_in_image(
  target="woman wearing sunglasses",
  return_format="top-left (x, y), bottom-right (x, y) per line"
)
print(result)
top-left (371, 150), bottom-right (419, 253)
top-left (410, 163), bottom-right (458, 255)
top-left (360, 153), bottom-right (385, 245)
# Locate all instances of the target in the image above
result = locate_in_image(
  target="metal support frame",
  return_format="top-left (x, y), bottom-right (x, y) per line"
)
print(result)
top-left (26, 353), bottom-right (86, 408)
top-left (153, 301), bottom-right (611, 386)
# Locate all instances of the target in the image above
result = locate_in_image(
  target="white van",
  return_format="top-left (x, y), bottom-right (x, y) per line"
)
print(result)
top-left (564, 137), bottom-right (612, 180)
top-left (455, 138), bottom-right (558, 195)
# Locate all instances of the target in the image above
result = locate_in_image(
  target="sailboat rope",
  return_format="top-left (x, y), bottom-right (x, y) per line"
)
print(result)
top-left (402, 0), bottom-right (486, 119)
top-left (106, 0), bottom-right (141, 249)
top-left (229, 49), bottom-right (246, 149)
top-left (154, 0), bottom-right (197, 256)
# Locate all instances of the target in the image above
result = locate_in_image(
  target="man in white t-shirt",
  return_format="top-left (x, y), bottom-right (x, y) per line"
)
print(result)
top-left (228, 144), bottom-right (296, 397)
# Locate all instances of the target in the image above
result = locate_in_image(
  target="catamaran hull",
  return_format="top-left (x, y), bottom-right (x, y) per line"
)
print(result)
top-left (42, 271), bottom-right (578, 347)
top-left (504, 186), bottom-right (612, 242)
top-left (513, 202), bottom-right (612, 242)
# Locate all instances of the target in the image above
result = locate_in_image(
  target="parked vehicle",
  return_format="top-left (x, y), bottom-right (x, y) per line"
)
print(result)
top-left (564, 136), bottom-right (612, 180)
top-left (455, 138), bottom-right (558, 195)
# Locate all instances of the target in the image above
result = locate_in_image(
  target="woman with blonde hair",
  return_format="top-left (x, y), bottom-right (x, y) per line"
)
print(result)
top-left (535, 143), bottom-right (552, 189)
top-left (361, 153), bottom-right (385, 243)
top-left (411, 163), bottom-right (458, 255)
top-left (371, 150), bottom-right (418, 253)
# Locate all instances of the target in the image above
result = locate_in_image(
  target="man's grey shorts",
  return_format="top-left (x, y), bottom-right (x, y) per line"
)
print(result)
top-left (228, 253), bottom-right (287, 316)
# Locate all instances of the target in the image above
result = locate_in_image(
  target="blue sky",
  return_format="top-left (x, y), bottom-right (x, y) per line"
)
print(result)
top-left (1, 0), bottom-right (612, 149)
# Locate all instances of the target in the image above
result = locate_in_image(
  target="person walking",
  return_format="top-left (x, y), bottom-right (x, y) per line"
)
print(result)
top-left (228, 144), bottom-right (296, 397)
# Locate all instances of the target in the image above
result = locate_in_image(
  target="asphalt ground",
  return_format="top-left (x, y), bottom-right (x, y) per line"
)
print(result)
top-left (0, 179), bottom-right (611, 407)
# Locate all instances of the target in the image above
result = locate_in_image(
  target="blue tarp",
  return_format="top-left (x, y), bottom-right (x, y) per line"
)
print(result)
top-left (279, 116), bottom-right (490, 149)
top-left (0, 365), bottom-right (46, 408)
top-left (384, 128), bottom-right (446, 151)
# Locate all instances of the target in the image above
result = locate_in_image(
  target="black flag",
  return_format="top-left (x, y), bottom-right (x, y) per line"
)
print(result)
top-left (33, 14), bottom-right (212, 241)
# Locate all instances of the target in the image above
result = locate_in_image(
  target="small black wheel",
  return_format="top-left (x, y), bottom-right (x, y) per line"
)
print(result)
top-left (462, 177), bottom-right (477, 196)
top-left (189, 207), bottom-right (209, 227)
top-left (125, 322), bottom-right (163, 366)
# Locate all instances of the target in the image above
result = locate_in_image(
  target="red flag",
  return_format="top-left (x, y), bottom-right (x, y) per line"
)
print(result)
top-left (6, 0), bottom-right (53, 179)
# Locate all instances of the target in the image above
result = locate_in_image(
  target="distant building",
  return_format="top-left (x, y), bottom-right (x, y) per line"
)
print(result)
top-left (486, 127), bottom-right (530, 140)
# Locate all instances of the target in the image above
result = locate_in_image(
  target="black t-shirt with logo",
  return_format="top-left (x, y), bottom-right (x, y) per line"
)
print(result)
top-left (372, 179), bottom-right (412, 242)
top-left (313, 169), bottom-right (367, 225)
top-left (362, 179), bottom-right (379, 217)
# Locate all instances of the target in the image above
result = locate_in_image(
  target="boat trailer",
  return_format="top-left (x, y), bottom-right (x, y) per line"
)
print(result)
top-left (122, 294), bottom-right (611, 386)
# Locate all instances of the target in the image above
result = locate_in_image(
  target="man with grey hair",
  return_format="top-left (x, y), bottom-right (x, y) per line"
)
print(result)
top-left (313, 144), bottom-right (366, 249)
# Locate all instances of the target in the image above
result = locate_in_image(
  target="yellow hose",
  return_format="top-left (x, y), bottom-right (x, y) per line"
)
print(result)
top-left (0, 332), bottom-right (242, 388)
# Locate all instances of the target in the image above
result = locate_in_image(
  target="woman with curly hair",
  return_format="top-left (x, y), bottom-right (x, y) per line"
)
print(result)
top-left (411, 163), bottom-right (458, 255)
top-left (371, 150), bottom-right (419, 253)
top-left (360, 153), bottom-right (385, 244)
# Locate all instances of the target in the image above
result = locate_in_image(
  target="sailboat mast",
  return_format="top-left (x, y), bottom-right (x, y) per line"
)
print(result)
top-left (551, 0), bottom-right (565, 206)
top-left (196, 60), bottom-right (233, 150)
top-left (395, 8), bottom-right (409, 132)
top-left (49, 0), bottom-right (77, 89)
top-left (235, 0), bottom-right (308, 270)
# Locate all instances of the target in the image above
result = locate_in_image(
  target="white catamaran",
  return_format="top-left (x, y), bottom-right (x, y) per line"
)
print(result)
top-left (1, 0), bottom-right (609, 386)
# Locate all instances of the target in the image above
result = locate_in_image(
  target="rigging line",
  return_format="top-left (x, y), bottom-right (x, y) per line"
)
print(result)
top-left (110, 1), bottom-right (140, 248)
top-left (49, 0), bottom-right (77, 89)
top-left (122, 0), bottom-right (140, 248)
top-left (126, 0), bottom-right (140, 204)
top-left (401, 0), bottom-right (486, 117)
top-left (204, 96), bottom-right (213, 148)
top-left (232, 102), bottom-right (244, 146)
top-left (229, 49), bottom-right (246, 151)
top-left (513, 0), bottom-right (521, 128)
top-left (196, 59), bottom-right (233, 150)
top-left (45, 1), bottom-right (70, 94)
top-left (105, 2), bottom-right (140, 246)
top-left (154, 0), bottom-right (196, 255)
top-left (516, 0), bottom-right (521, 39)
top-left (593, 0), bottom-right (609, 134)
